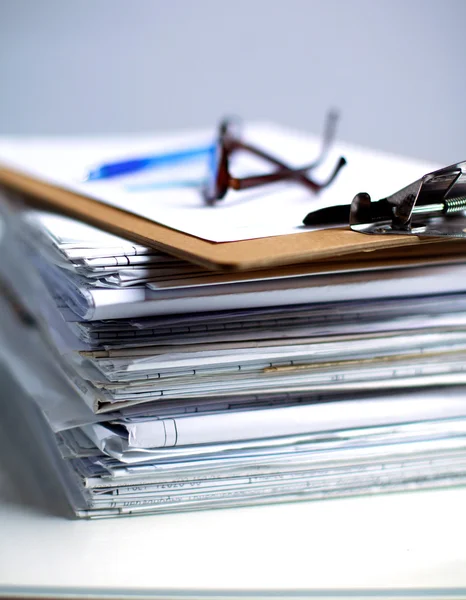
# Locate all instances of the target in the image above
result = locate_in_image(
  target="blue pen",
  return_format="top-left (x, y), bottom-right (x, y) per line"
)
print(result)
top-left (84, 144), bottom-right (215, 181)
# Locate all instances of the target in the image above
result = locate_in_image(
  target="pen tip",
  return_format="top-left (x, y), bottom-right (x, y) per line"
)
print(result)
top-left (78, 170), bottom-right (94, 183)
top-left (81, 168), bottom-right (100, 183)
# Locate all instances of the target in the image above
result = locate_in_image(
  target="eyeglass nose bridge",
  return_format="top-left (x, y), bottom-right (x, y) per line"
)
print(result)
top-left (202, 139), bottom-right (230, 206)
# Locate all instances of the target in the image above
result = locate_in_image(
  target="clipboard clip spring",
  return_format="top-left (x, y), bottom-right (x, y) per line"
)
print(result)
top-left (350, 160), bottom-right (466, 238)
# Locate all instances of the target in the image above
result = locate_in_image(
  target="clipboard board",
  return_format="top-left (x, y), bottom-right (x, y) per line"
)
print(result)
top-left (0, 164), bottom-right (449, 273)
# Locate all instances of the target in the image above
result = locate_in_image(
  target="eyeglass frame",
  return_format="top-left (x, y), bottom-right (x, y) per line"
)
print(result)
top-left (202, 110), bottom-right (346, 206)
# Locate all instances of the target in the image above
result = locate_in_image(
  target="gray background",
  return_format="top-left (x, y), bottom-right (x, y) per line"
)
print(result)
top-left (0, 0), bottom-right (465, 163)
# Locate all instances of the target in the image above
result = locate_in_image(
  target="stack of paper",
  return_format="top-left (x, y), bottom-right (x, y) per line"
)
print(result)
top-left (2, 124), bottom-right (466, 518)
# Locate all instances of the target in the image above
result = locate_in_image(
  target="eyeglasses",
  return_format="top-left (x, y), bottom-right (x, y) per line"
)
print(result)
top-left (202, 110), bottom-right (346, 205)
top-left (84, 111), bottom-right (346, 206)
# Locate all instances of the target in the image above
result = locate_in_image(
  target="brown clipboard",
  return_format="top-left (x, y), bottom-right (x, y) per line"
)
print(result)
top-left (0, 164), bottom-right (458, 272)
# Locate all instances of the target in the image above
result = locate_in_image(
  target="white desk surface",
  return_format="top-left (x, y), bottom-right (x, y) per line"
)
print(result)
top-left (1, 371), bottom-right (466, 598)
top-left (2, 466), bottom-right (466, 597)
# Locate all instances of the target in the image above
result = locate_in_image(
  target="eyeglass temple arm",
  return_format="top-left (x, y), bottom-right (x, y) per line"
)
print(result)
top-left (231, 156), bottom-right (346, 192)
top-left (228, 110), bottom-right (342, 193)
top-left (229, 140), bottom-right (320, 192)
top-left (302, 109), bottom-right (339, 170)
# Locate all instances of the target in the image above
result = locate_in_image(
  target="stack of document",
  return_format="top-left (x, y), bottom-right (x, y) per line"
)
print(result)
top-left (2, 124), bottom-right (466, 518)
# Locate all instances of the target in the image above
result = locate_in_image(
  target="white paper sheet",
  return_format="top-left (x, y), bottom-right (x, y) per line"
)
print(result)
top-left (0, 124), bottom-right (439, 242)
top-left (32, 251), bottom-right (466, 321)
top-left (85, 392), bottom-right (466, 450)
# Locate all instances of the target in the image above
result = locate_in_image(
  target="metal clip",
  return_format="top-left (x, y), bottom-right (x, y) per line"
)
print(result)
top-left (350, 160), bottom-right (466, 238)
